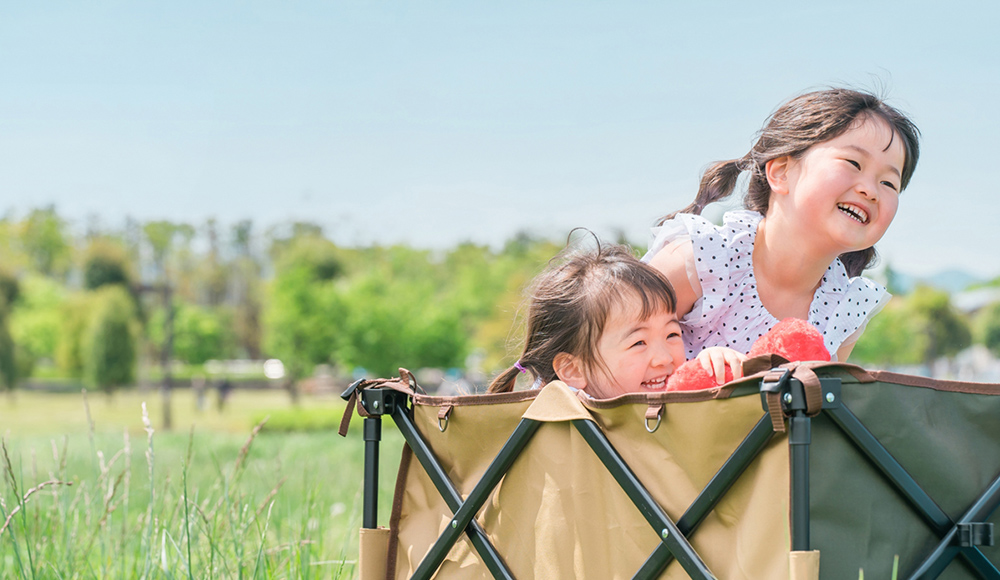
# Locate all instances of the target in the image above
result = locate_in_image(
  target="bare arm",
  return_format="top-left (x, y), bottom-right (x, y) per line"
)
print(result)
top-left (646, 239), bottom-right (702, 319)
top-left (835, 339), bottom-right (856, 363)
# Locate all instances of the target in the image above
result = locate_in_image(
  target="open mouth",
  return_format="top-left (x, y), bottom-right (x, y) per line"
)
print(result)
top-left (641, 376), bottom-right (669, 391)
top-left (837, 203), bottom-right (869, 224)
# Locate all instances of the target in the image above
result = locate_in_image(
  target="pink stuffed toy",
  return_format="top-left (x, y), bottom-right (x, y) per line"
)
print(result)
top-left (665, 318), bottom-right (830, 392)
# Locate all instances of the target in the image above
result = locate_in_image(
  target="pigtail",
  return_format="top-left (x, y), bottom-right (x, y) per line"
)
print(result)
top-left (839, 247), bottom-right (877, 278)
top-left (657, 157), bottom-right (747, 225)
top-left (487, 365), bottom-right (522, 394)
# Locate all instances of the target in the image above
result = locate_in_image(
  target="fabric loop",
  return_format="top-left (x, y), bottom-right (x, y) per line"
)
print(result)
top-left (645, 404), bottom-right (664, 433)
top-left (437, 405), bottom-right (453, 432)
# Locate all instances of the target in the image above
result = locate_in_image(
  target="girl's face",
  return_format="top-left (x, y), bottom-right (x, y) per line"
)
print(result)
top-left (585, 295), bottom-right (685, 399)
top-left (771, 117), bottom-right (906, 254)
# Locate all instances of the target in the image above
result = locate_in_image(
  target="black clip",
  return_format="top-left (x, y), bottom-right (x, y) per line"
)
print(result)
top-left (341, 378), bottom-right (365, 402)
top-left (956, 523), bottom-right (994, 547)
top-left (760, 368), bottom-right (791, 394)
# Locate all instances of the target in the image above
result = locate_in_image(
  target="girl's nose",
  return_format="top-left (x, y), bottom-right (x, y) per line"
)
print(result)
top-left (856, 177), bottom-right (878, 201)
top-left (651, 342), bottom-right (676, 366)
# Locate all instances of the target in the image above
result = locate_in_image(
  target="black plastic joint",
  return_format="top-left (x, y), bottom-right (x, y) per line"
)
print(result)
top-left (788, 416), bottom-right (812, 446)
top-left (361, 388), bottom-right (395, 416)
top-left (956, 522), bottom-right (994, 547)
top-left (760, 368), bottom-right (791, 394)
top-left (820, 379), bottom-right (842, 410)
top-left (341, 378), bottom-right (365, 401)
top-left (363, 416), bottom-right (382, 442)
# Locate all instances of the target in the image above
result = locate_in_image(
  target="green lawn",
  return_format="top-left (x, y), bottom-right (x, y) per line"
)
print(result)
top-left (0, 388), bottom-right (404, 579)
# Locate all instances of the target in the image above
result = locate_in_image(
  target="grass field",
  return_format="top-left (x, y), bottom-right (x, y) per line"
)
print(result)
top-left (0, 387), bottom-right (404, 579)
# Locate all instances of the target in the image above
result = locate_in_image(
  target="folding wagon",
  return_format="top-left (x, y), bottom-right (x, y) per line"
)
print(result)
top-left (339, 360), bottom-right (1000, 579)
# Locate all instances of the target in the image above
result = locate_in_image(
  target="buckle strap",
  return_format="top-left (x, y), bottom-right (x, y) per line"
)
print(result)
top-left (761, 369), bottom-right (788, 433)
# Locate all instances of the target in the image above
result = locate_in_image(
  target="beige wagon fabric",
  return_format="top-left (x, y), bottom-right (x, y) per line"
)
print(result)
top-left (389, 381), bottom-right (793, 579)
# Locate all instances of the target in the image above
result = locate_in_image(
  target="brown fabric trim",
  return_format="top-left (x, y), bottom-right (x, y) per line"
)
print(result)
top-left (868, 370), bottom-right (1000, 395)
top-left (795, 360), bottom-right (877, 383)
top-left (762, 369), bottom-right (788, 433)
top-left (410, 389), bottom-right (540, 407)
top-left (786, 363), bottom-right (823, 417)
top-left (385, 443), bottom-right (411, 580)
top-left (398, 368), bottom-right (417, 390)
top-left (391, 361), bottom-right (888, 412)
top-left (338, 389), bottom-right (357, 437)
top-left (742, 353), bottom-right (791, 376)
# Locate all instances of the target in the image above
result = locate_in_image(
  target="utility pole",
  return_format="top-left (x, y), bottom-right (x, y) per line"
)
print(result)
top-left (136, 282), bottom-right (174, 430)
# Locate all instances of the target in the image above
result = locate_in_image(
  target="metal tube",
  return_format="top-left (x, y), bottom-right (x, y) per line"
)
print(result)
top-left (789, 414), bottom-right (811, 551)
top-left (362, 416), bottom-right (381, 529)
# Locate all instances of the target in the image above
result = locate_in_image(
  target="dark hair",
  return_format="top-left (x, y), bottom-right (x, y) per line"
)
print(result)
top-left (661, 87), bottom-right (921, 276)
top-left (487, 241), bottom-right (677, 394)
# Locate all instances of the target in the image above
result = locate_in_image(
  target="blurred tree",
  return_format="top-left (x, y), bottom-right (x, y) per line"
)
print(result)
top-left (266, 221), bottom-right (326, 264)
top-left (335, 270), bottom-right (467, 377)
top-left (142, 220), bottom-right (192, 429)
top-left (199, 218), bottom-right (229, 306)
top-left (148, 302), bottom-right (236, 365)
top-left (84, 285), bottom-right (138, 395)
top-left (9, 275), bottom-right (66, 369)
top-left (20, 206), bottom-right (72, 277)
top-left (83, 237), bottom-right (133, 290)
top-left (977, 302), bottom-right (1000, 358)
top-left (0, 304), bottom-right (15, 396)
top-left (55, 293), bottom-right (93, 377)
top-left (264, 234), bottom-right (344, 402)
top-left (849, 298), bottom-right (926, 368)
top-left (0, 267), bottom-right (21, 305)
top-left (906, 285), bottom-right (972, 366)
top-left (230, 220), bottom-right (263, 358)
top-left (0, 270), bottom-right (21, 393)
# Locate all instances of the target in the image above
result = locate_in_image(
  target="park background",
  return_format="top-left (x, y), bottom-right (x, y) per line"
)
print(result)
top-left (2, 1), bottom-right (1000, 578)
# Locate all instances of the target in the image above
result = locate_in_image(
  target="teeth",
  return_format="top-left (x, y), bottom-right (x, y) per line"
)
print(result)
top-left (837, 203), bottom-right (868, 224)
top-left (641, 377), bottom-right (667, 390)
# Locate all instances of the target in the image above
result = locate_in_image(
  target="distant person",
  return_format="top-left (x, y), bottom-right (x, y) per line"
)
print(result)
top-left (488, 241), bottom-right (744, 397)
top-left (192, 374), bottom-right (207, 411)
top-left (216, 378), bottom-right (232, 411)
top-left (644, 87), bottom-right (920, 361)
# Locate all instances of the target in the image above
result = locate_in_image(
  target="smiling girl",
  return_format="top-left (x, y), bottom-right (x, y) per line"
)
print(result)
top-left (644, 88), bottom-right (920, 361)
top-left (487, 242), bottom-right (743, 397)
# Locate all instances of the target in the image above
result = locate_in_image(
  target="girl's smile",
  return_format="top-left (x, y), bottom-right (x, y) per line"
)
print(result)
top-left (770, 117), bottom-right (905, 256)
top-left (587, 295), bottom-right (685, 398)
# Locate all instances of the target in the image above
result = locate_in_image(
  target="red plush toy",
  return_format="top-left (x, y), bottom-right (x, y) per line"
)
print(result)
top-left (665, 318), bottom-right (830, 392)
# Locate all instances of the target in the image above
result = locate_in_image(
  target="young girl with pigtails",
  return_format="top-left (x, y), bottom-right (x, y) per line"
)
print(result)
top-left (644, 88), bottom-right (920, 362)
top-left (487, 241), bottom-right (746, 397)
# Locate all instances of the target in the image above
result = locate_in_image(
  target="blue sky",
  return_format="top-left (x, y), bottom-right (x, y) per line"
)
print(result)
top-left (2, 1), bottom-right (998, 277)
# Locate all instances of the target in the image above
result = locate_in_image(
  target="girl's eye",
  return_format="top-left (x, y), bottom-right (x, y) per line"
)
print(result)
top-left (846, 159), bottom-right (861, 170)
top-left (631, 340), bottom-right (646, 348)
top-left (667, 332), bottom-right (681, 340)
top-left (881, 180), bottom-right (899, 192)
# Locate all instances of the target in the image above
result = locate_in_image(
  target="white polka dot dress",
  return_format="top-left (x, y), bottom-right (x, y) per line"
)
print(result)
top-left (642, 210), bottom-right (890, 360)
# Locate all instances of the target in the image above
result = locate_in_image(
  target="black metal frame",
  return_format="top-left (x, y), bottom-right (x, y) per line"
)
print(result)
top-left (822, 395), bottom-right (1000, 579)
top-left (345, 373), bottom-right (1000, 579)
top-left (764, 369), bottom-right (1000, 579)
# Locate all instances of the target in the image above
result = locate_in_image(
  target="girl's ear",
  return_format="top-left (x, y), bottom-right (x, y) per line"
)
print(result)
top-left (553, 352), bottom-right (588, 390)
top-left (765, 156), bottom-right (792, 195)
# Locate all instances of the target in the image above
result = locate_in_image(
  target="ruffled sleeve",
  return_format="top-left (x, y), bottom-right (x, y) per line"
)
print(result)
top-left (808, 260), bottom-right (890, 358)
top-left (644, 211), bottom-right (766, 358)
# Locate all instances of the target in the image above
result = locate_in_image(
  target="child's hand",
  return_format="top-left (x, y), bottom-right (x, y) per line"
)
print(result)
top-left (696, 347), bottom-right (749, 385)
